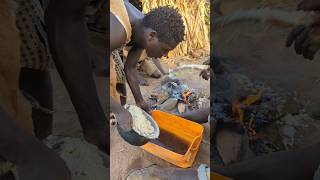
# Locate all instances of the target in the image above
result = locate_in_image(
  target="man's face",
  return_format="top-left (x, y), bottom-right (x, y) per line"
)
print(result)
top-left (144, 31), bottom-right (178, 58)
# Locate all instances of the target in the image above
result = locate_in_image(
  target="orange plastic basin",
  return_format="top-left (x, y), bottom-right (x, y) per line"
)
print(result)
top-left (141, 110), bottom-right (204, 168)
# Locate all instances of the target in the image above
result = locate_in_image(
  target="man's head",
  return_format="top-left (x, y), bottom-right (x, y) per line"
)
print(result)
top-left (142, 6), bottom-right (185, 58)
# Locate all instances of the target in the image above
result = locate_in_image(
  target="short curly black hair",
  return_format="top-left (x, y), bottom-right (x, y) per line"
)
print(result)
top-left (142, 6), bottom-right (185, 44)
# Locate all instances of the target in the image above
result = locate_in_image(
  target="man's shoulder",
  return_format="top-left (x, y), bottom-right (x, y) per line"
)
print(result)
top-left (110, 13), bottom-right (127, 49)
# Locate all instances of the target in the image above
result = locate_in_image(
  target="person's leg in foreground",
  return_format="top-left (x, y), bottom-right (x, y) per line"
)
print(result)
top-left (0, 1), bottom-right (70, 179)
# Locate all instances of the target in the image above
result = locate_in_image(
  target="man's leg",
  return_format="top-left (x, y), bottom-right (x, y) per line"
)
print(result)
top-left (0, 107), bottom-right (70, 180)
top-left (45, 0), bottom-right (108, 152)
top-left (0, 1), bottom-right (70, 179)
top-left (211, 142), bottom-right (320, 180)
top-left (19, 68), bottom-right (53, 140)
top-left (178, 107), bottom-right (210, 124)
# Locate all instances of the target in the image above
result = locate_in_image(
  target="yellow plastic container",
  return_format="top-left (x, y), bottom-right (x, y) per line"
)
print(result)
top-left (141, 110), bottom-right (204, 168)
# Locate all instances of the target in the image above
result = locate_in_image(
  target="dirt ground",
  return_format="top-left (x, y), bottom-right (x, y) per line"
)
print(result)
top-left (109, 52), bottom-right (210, 180)
top-left (212, 0), bottom-right (320, 164)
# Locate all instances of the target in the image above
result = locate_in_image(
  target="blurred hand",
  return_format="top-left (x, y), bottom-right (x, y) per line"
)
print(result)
top-left (115, 108), bottom-right (133, 131)
top-left (285, 0), bottom-right (320, 60)
top-left (137, 101), bottom-right (151, 114)
top-left (286, 24), bottom-right (320, 60)
top-left (203, 59), bottom-right (210, 65)
top-left (200, 69), bottom-right (210, 80)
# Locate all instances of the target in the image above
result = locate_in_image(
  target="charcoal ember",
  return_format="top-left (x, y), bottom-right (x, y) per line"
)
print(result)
top-left (282, 96), bottom-right (300, 115)
top-left (261, 92), bottom-right (275, 102)
top-left (244, 104), bottom-right (277, 132)
top-left (249, 139), bottom-right (279, 156)
top-left (212, 103), bottom-right (234, 123)
top-left (159, 98), bottom-right (178, 111)
top-left (187, 92), bottom-right (197, 103)
top-left (161, 76), bottom-right (182, 86)
top-left (242, 92), bottom-right (280, 133)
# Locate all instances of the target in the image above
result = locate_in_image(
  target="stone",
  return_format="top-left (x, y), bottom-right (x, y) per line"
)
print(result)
top-left (281, 126), bottom-right (296, 149)
top-left (197, 98), bottom-right (210, 109)
top-left (177, 103), bottom-right (186, 113)
top-left (159, 98), bottom-right (178, 112)
top-left (216, 128), bottom-right (243, 165)
top-left (282, 97), bottom-right (300, 115)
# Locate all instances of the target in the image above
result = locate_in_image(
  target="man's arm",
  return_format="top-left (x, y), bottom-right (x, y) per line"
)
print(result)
top-left (109, 11), bottom-right (136, 129)
top-left (110, 13), bottom-right (127, 51)
top-left (152, 58), bottom-right (168, 75)
top-left (45, 0), bottom-right (107, 152)
top-left (212, 142), bottom-right (320, 180)
top-left (0, 107), bottom-right (70, 180)
top-left (124, 47), bottom-right (150, 111)
top-left (177, 107), bottom-right (210, 124)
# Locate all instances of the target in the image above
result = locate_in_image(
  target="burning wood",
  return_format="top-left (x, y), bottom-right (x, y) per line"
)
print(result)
top-left (232, 91), bottom-right (262, 136)
top-left (181, 89), bottom-right (193, 104)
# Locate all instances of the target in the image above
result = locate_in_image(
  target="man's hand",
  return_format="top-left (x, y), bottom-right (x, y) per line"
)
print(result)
top-left (203, 59), bottom-right (210, 65)
top-left (285, 0), bottom-right (320, 60)
top-left (200, 69), bottom-right (210, 80)
top-left (124, 47), bottom-right (147, 109)
top-left (137, 101), bottom-right (151, 114)
top-left (152, 58), bottom-right (169, 75)
top-left (115, 108), bottom-right (133, 131)
top-left (286, 24), bottom-right (320, 60)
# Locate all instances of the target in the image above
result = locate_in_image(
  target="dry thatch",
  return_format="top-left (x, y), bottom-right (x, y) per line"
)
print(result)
top-left (142, 0), bottom-right (210, 57)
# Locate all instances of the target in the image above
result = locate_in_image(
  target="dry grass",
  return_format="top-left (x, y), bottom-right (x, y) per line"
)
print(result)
top-left (142, 0), bottom-right (210, 57)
